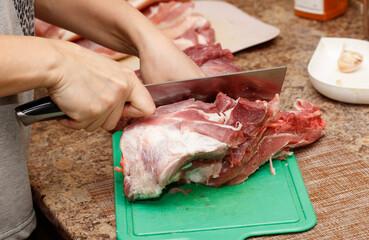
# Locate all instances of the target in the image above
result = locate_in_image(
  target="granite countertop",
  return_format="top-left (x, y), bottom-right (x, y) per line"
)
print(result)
top-left (28, 0), bottom-right (369, 239)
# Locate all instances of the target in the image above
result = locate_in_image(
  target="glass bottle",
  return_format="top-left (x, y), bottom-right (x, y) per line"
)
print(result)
top-left (294, 0), bottom-right (348, 21)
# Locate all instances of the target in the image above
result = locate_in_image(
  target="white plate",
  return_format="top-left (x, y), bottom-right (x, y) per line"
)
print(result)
top-left (308, 37), bottom-right (369, 104)
top-left (120, 1), bottom-right (280, 70)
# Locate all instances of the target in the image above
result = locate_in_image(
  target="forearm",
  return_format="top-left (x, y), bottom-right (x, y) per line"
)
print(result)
top-left (34, 0), bottom-right (168, 57)
top-left (34, 0), bottom-right (205, 86)
top-left (0, 35), bottom-right (60, 97)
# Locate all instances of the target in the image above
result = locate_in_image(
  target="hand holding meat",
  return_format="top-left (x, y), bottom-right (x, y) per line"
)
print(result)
top-left (139, 38), bottom-right (206, 84)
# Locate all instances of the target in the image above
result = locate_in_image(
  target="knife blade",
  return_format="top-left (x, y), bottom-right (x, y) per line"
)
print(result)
top-left (15, 66), bottom-right (286, 126)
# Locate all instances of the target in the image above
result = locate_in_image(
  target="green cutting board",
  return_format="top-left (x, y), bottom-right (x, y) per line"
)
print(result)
top-left (113, 131), bottom-right (316, 239)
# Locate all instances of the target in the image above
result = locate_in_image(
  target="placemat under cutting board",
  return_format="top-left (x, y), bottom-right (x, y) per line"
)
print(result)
top-left (113, 131), bottom-right (316, 239)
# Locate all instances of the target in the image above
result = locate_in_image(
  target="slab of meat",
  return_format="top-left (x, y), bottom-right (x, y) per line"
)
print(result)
top-left (115, 93), bottom-right (325, 201)
top-left (143, 1), bottom-right (215, 50)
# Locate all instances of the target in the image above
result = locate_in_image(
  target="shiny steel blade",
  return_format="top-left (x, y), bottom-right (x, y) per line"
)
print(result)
top-left (145, 66), bottom-right (286, 107)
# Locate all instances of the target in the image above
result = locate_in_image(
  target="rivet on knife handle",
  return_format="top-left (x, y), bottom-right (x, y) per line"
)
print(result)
top-left (15, 96), bottom-right (66, 126)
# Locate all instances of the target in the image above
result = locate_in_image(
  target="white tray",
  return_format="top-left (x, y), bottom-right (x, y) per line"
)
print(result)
top-left (308, 37), bottom-right (369, 104)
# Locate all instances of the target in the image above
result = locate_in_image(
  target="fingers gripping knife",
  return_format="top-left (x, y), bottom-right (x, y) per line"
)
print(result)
top-left (15, 66), bottom-right (287, 126)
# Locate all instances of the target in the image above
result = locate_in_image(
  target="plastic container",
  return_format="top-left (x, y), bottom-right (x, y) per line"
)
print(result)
top-left (294, 0), bottom-right (348, 21)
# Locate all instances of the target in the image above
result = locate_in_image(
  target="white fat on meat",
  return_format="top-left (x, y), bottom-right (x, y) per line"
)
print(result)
top-left (268, 157), bottom-right (276, 176)
top-left (197, 34), bottom-right (208, 45)
top-left (158, 5), bottom-right (193, 30)
top-left (173, 38), bottom-right (195, 51)
top-left (144, 2), bottom-right (194, 29)
top-left (184, 162), bottom-right (223, 183)
top-left (162, 15), bottom-right (205, 39)
top-left (121, 118), bottom-right (229, 200)
top-left (144, 3), bottom-right (160, 19)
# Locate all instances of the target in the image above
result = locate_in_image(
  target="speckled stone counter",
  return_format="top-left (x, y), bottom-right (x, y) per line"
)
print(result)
top-left (28, 0), bottom-right (369, 239)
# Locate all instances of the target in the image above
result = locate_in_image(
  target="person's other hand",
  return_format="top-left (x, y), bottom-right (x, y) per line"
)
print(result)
top-left (47, 40), bottom-right (155, 131)
top-left (138, 38), bottom-right (205, 84)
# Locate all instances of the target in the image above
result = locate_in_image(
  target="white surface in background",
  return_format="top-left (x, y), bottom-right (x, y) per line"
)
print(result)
top-left (194, 0), bottom-right (280, 53)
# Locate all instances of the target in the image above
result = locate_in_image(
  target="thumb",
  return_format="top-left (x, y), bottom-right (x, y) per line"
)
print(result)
top-left (123, 82), bottom-right (156, 118)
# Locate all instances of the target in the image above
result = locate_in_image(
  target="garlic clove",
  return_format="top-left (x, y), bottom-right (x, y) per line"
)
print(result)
top-left (337, 50), bottom-right (364, 73)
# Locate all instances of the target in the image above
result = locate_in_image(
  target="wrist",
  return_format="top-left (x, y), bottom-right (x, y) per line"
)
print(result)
top-left (0, 36), bottom-right (65, 97)
top-left (115, 1), bottom-right (173, 57)
top-left (40, 38), bottom-right (70, 90)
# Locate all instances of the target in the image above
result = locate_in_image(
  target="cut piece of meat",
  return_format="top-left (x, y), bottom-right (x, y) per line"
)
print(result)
top-left (184, 43), bottom-right (242, 75)
top-left (143, 1), bottom-right (194, 28)
top-left (143, 1), bottom-right (215, 50)
top-left (171, 14), bottom-right (215, 50)
top-left (118, 93), bottom-right (275, 200)
top-left (35, 19), bottom-right (82, 42)
top-left (116, 92), bottom-right (325, 201)
top-left (188, 98), bottom-right (326, 187)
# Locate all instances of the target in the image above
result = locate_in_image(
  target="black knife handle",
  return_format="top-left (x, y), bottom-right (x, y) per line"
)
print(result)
top-left (15, 96), bottom-right (66, 126)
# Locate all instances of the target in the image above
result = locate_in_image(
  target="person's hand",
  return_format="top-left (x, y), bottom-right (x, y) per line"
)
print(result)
top-left (47, 40), bottom-right (155, 131)
top-left (138, 37), bottom-right (206, 84)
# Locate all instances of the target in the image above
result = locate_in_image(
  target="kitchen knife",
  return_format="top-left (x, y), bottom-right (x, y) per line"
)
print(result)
top-left (15, 66), bottom-right (286, 126)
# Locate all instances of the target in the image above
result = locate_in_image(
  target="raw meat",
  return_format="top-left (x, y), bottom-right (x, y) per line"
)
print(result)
top-left (35, 18), bottom-right (81, 42)
top-left (112, 43), bottom-right (242, 132)
top-left (73, 39), bottom-right (129, 61)
top-left (143, 1), bottom-right (215, 50)
top-left (136, 43), bottom-right (240, 79)
top-left (182, 98), bottom-right (326, 187)
top-left (184, 43), bottom-right (242, 75)
top-left (115, 93), bottom-right (325, 201)
top-left (34, 1), bottom-right (216, 59)
top-left (127, 0), bottom-right (190, 10)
